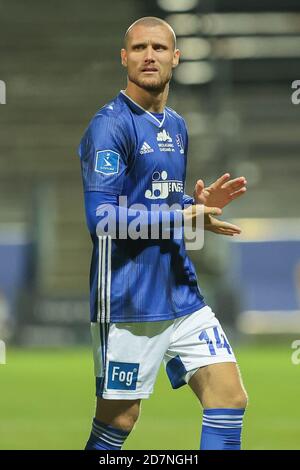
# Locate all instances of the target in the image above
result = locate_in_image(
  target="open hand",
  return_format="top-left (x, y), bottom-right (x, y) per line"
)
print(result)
top-left (204, 213), bottom-right (242, 236)
top-left (183, 204), bottom-right (241, 236)
top-left (194, 174), bottom-right (247, 208)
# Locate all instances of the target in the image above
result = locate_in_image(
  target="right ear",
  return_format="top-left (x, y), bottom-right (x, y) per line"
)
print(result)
top-left (121, 49), bottom-right (127, 67)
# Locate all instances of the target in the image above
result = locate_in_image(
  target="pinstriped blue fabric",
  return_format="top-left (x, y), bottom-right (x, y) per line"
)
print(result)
top-left (79, 92), bottom-right (206, 323)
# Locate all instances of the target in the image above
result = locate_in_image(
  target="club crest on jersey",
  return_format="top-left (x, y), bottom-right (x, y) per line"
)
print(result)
top-left (145, 170), bottom-right (183, 200)
top-left (157, 130), bottom-right (175, 153)
top-left (176, 134), bottom-right (185, 154)
top-left (95, 150), bottom-right (119, 175)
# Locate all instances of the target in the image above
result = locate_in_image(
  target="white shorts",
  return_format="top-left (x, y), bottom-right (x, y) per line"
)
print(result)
top-left (91, 305), bottom-right (236, 400)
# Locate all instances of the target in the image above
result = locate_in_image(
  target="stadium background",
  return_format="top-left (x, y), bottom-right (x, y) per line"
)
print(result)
top-left (0, 0), bottom-right (300, 449)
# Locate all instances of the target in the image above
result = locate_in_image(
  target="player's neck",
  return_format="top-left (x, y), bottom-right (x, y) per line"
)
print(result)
top-left (124, 82), bottom-right (168, 113)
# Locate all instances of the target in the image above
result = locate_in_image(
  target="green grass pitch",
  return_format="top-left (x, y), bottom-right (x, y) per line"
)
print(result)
top-left (0, 343), bottom-right (299, 449)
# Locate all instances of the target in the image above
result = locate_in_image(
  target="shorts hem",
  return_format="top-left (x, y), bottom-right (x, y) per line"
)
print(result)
top-left (185, 357), bottom-right (237, 383)
top-left (99, 391), bottom-right (152, 400)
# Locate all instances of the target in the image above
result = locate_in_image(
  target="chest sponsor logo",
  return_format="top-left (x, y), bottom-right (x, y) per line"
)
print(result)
top-left (157, 130), bottom-right (175, 152)
top-left (95, 150), bottom-right (120, 175)
top-left (145, 170), bottom-right (184, 200)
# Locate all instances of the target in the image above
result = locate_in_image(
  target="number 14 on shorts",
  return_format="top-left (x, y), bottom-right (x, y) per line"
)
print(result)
top-left (199, 327), bottom-right (232, 356)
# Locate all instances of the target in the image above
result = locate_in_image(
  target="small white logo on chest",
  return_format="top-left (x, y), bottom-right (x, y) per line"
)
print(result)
top-left (140, 142), bottom-right (154, 154)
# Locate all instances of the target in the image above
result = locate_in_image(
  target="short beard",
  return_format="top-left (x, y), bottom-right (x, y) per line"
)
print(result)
top-left (128, 71), bottom-right (172, 93)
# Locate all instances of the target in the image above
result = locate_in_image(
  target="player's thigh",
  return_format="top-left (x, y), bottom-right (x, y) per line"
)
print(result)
top-left (188, 362), bottom-right (248, 409)
top-left (96, 398), bottom-right (142, 431)
top-left (164, 306), bottom-right (237, 390)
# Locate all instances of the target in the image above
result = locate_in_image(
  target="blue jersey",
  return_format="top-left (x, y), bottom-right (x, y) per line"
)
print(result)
top-left (78, 91), bottom-right (205, 323)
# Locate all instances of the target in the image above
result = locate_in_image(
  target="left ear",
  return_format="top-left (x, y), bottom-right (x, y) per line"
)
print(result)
top-left (172, 49), bottom-right (180, 68)
top-left (121, 48), bottom-right (127, 68)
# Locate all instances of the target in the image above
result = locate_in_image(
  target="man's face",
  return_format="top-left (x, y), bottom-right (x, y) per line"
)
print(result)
top-left (121, 25), bottom-right (180, 92)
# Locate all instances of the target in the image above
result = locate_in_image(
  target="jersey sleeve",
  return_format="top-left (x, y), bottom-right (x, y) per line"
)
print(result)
top-left (84, 191), bottom-right (184, 240)
top-left (78, 113), bottom-right (133, 194)
top-left (182, 194), bottom-right (195, 207)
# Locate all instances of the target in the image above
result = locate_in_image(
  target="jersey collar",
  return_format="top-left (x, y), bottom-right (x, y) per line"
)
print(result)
top-left (119, 90), bottom-right (166, 128)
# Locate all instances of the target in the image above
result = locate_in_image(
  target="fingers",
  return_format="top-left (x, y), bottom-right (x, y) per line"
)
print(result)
top-left (196, 175), bottom-right (247, 195)
top-left (221, 177), bottom-right (247, 191)
top-left (194, 180), bottom-right (205, 198)
top-left (219, 227), bottom-right (241, 235)
top-left (216, 220), bottom-right (241, 232)
top-left (216, 230), bottom-right (234, 236)
top-left (210, 173), bottom-right (231, 189)
top-left (205, 216), bottom-right (242, 235)
top-left (211, 227), bottom-right (241, 236)
top-left (194, 179), bottom-right (207, 204)
top-left (212, 228), bottom-right (234, 236)
top-left (204, 206), bottom-right (222, 216)
top-left (228, 187), bottom-right (247, 200)
top-left (195, 179), bottom-right (205, 191)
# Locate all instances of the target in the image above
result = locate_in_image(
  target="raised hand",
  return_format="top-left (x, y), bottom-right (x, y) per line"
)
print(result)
top-left (194, 173), bottom-right (247, 208)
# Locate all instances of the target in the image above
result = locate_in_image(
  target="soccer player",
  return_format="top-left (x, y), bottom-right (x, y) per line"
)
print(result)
top-left (78, 17), bottom-right (248, 450)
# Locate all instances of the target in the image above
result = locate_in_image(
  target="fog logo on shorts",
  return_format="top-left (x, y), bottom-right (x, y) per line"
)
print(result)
top-left (107, 361), bottom-right (139, 390)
